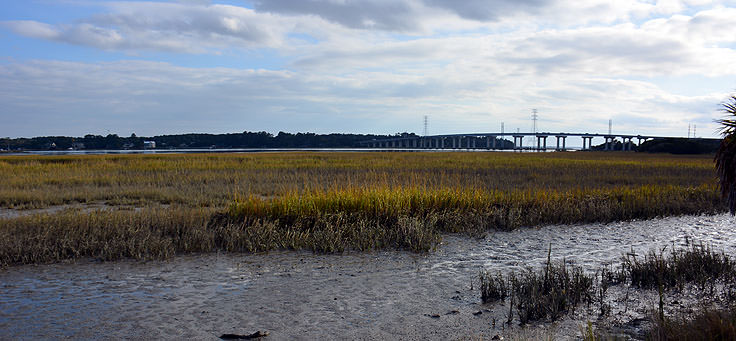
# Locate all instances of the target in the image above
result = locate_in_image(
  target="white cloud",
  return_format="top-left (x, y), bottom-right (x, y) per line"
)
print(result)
top-left (253, 0), bottom-right (425, 31)
top-left (3, 2), bottom-right (297, 53)
top-left (2, 20), bottom-right (59, 40)
top-left (0, 57), bottom-right (727, 138)
top-left (1, 1), bottom-right (735, 138)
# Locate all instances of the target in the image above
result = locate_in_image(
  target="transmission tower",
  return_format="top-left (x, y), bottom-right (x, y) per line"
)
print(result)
top-left (608, 119), bottom-right (612, 135)
top-left (423, 115), bottom-right (428, 136)
top-left (501, 122), bottom-right (504, 134)
top-left (531, 109), bottom-right (538, 133)
top-left (693, 124), bottom-right (696, 138)
top-left (688, 124), bottom-right (691, 138)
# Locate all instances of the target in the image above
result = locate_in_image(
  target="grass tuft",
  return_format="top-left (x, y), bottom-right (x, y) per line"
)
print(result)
top-left (621, 243), bottom-right (735, 289)
top-left (480, 247), bottom-right (594, 324)
top-left (650, 307), bottom-right (736, 341)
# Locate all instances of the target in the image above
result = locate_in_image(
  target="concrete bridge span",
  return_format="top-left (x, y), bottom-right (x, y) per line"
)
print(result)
top-left (359, 132), bottom-right (673, 151)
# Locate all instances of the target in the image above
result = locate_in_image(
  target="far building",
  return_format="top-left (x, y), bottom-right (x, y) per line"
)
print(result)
top-left (143, 141), bottom-right (156, 149)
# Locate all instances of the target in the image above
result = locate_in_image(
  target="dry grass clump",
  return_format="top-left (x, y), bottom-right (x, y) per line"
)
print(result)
top-left (480, 244), bottom-right (736, 335)
top-left (480, 270), bottom-right (509, 303)
top-left (510, 261), bottom-right (594, 324)
top-left (621, 243), bottom-right (735, 289)
top-left (650, 306), bottom-right (736, 341)
top-left (0, 208), bottom-right (445, 266)
top-left (0, 208), bottom-right (214, 265)
top-left (480, 251), bottom-right (594, 324)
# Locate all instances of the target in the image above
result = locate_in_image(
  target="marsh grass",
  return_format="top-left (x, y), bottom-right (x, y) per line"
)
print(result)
top-left (650, 306), bottom-right (736, 341)
top-left (0, 152), bottom-right (719, 210)
top-left (480, 247), bottom-right (595, 324)
top-left (0, 152), bottom-right (727, 265)
top-left (621, 243), bottom-right (735, 290)
top-left (0, 208), bottom-right (446, 266)
top-left (480, 244), bottom-right (736, 331)
top-left (510, 261), bottom-right (594, 324)
top-left (227, 184), bottom-right (722, 232)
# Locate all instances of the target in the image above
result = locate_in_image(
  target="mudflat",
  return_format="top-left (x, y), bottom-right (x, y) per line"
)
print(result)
top-left (1, 214), bottom-right (733, 339)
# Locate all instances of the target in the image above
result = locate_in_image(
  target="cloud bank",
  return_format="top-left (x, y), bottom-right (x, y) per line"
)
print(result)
top-left (0, 0), bottom-right (735, 138)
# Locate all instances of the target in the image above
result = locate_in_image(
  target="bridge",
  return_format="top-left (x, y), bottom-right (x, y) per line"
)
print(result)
top-left (359, 132), bottom-right (676, 151)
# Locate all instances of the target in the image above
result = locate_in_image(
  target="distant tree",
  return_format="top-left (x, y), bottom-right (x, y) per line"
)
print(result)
top-left (104, 134), bottom-right (122, 149)
top-left (715, 94), bottom-right (736, 214)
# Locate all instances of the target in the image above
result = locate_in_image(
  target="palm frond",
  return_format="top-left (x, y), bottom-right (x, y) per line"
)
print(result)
top-left (715, 95), bottom-right (736, 214)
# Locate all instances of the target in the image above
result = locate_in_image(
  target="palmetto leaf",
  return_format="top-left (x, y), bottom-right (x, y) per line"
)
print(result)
top-left (715, 95), bottom-right (736, 214)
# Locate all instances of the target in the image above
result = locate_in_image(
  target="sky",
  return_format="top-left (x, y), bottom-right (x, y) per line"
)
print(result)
top-left (1, 0), bottom-right (736, 139)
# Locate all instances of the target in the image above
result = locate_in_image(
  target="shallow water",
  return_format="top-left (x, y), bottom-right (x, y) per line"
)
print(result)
top-left (1, 214), bottom-right (734, 340)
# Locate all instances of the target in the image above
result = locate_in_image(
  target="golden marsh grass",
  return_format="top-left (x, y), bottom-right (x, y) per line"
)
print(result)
top-left (0, 151), bottom-right (725, 265)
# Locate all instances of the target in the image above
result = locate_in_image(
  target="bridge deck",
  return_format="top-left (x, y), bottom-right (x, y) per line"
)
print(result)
top-left (359, 133), bottom-right (715, 151)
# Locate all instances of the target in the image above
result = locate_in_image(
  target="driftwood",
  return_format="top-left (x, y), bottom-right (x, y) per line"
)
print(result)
top-left (219, 331), bottom-right (269, 340)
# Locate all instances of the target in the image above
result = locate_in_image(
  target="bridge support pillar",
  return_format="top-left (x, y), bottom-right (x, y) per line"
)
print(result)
top-left (556, 136), bottom-right (567, 151)
top-left (513, 135), bottom-right (523, 150)
top-left (492, 137), bottom-right (497, 150)
top-left (472, 138), bottom-right (476, 149)
top-left (623, 137), bottom-right (633, 151)
top-left (581, 136), bottom-right (593, 150)
top-left (536, 136), bottom-right (548, 151)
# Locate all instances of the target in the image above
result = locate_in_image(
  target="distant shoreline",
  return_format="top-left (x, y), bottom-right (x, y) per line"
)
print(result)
top-left (0, 148), bottom-right (563, 156)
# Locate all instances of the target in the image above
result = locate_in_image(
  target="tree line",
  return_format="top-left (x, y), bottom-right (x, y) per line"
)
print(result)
top-left (0, 131), bottom-right (420, 151)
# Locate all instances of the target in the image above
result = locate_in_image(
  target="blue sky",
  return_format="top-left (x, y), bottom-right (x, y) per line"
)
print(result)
top-left (1, 0), bottom-right (735, 138)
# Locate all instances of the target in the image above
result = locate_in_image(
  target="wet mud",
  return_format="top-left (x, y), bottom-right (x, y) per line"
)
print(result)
top-left (1, 214), bottom-right (734, 340)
